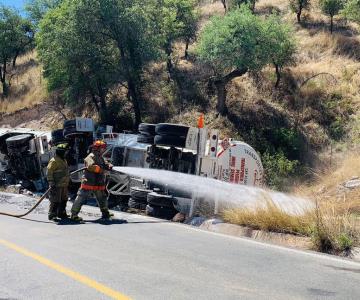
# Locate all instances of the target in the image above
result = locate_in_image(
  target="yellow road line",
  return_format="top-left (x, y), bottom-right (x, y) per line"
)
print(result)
top-left (0, 239), bottom-right (131, 300)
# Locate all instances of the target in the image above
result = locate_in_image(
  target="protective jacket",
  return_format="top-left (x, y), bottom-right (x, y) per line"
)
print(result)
top-left (80, 152), bottom-right (110, 191)
top-left (47, 155), bottom-right (70, 187)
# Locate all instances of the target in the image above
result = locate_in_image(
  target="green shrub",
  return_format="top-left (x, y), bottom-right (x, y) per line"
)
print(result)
top-left (261, 151), bottom-right (299, 190)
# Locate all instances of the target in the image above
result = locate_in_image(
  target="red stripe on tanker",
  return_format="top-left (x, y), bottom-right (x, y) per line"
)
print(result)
top-left (216, 140), bottom-right (263, 187)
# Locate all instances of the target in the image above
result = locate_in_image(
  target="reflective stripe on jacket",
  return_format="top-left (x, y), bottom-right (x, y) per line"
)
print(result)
top-left (81, 152), bottom-right (108, 190)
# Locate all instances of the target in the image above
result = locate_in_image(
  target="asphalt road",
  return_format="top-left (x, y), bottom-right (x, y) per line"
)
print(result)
top-left (0, 192), bottom-right (359, 300)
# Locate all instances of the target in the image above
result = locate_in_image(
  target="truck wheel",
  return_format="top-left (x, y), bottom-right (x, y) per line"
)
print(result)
top-left (155, 123), bottom-right (189, 136)
top-left (128, 198), bottom-right (146, 210)
top-left (147, 192), bottom-right (174, 208)
top-left (51, 129), bottom-right (66, 145)
top-left (137, 134), bottom-right (154, 144)
top-left (130, 186), bottom-right (152, 203)
top-left (5, 134), bottom-right (33, 148)
top-left (138, 123), bottom-right (156, 135)
top-left (63, 127), bottom-right (77, 137)
top-left (146, 204), bottom-right (177, 220)
top-left (154, 135), bottom-right (186, 148)
top-left (64, 119), bottom-right (76, 128)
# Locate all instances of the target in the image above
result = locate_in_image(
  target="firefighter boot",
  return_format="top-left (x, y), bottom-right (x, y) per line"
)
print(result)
top-left (48, 202), bottom-right (60, 221)
top-left (70, 214), bottom-right (83, 222)
top-left (57, 202), bottom-right (69, 219)
top-left (101, 209), bottom-right (113, 220)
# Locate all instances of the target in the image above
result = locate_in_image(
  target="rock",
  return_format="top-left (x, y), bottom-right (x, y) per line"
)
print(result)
top-left (24, 190), bottom-right (34, 196)
top-left (172, 213), bottom-right (186, 222)
top-left (351, 247), bottom-right (360, 262)
top-left (199, 218), bottom-right (224, 230)
top-left (344, 179), bottom-right (360, 189)
top-left (6, 184), bottom-right (22, 194)
top-left (186, 216), bottom-right (206, 227)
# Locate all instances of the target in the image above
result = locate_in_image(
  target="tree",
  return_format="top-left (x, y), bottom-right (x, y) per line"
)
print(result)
top-left (319, 0), bottom-right (344, 34)
top-left (289, 0), bottom-right (310, 23)
top-left (265, 15), bottom-right (296, 88)
top-left (25, 0), bottom-right (63, 26)
top-left (94, 0), bottom-right (162, 125)
top-left (37, 1), bottom-right (120, 120)
top-left (197, 6), bottom-right (296, 114)
top-left (11, 18), bottom-right (34, 68)
top-left (342, 0), bottom-right (360, 23)
top-left (0, 6), bottom-right (34, 97)
top-left (229, 0), bottom-right (257, 12)
top-left (37, 0), bottom-right (162, 126)
top-left (153, 0), bottom-right (199, 77)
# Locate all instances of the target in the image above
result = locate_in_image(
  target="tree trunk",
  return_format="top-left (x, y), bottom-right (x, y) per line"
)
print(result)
top-left (127, 77), bottom-right (142, 127)
top-left (118, 43), bottom-right (142, 127)
top-left (251, 0), bottom-right (256, 12)
top-left (214, 80), bottom-right (227, 115)
top-left (1, 81), bottom-right (9, 98)
top-left (0, 60), bottom-right (8, 97)
top-left (184, 40), bottom-right (189, 60)
top-left (213, 68), bottom-right (248, 115)
top-left (297, 8), bottom-right (302, 23)
top-left (274, 63), bottom-right (281, 88)
top-left (330, 16), bottom-right (333, 34)
top-left (12, 50), bottom-right (20, 68)
top-left (165, 43), bottom-right (174, 81)
top-left (221, 0), bottom-right (227, 12)
top-left (96, 80), bottom-right (109, 122)
top-left (90, 91), bottom-right (100, 112)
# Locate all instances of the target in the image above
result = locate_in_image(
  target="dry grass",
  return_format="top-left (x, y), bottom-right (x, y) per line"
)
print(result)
top-left (0, 51), bottom-right (46, 113)
top-left (223, 200), bottom-right (314, 236)
top-left (222, 154), bottom-right (360, 254)
top-left (222, 198), bottom-right (359, 254)
top-left (296, 154), bottom-right (360, 216)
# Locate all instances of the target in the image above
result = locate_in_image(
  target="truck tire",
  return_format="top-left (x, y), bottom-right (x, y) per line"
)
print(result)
top-left (138, 123), bottom-right (156, 135)
top-left (108, 194), bottom-right (129, 209)
top-left (130, 186), bottom-right (152, 203)
top-left (6, 134), bottom-right (33, 148)
top-left (64, 119), bottom-right (76, 128)
top-left (155, 123), bottom-right (189, 136)
top-left (128, 198), bottom-right (147, 210)
top-left (146, 204), bottom-right (178, 220)
top-left (154, 135), bottom-right (186, 148)
top-left (51, 129), bottom-right (66, 145)
top-left (137, 134), bottom-right (154, 144)
top-left (147, 192), bottom-right (174, 208)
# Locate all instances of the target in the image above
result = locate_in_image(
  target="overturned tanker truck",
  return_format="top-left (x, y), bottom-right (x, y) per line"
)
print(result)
top-left (0, 128), bottom-right (51, 190)
top-left (105, 122), bottom-right (264, 219)
top-left (0, 118), bottom-right (94, 191)
top-left (0, 118), bottom-right (264, 219)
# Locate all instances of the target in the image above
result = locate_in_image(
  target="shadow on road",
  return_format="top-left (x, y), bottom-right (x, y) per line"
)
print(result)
top-left (18, 217), bottom-right (54, 224)
top-left (325, 265), bottom-right (360, 274)
top-left (55, 218), bottom-right (169, 226)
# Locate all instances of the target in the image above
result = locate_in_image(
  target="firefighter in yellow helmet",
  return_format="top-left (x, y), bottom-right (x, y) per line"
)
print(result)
top-left (70, 140), bottom-right (113, 222)
top-left (47, 143), bottom-right (70, 221)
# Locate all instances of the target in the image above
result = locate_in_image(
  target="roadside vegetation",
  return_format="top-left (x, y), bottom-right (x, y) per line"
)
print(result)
top-left (0, 0), bottom-right (359, 254)
top-left (223, 154), bottom-right (360, 254)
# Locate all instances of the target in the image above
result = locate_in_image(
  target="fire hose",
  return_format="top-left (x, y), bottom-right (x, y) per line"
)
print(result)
top-left (0, 167), bottom-right (86, 218)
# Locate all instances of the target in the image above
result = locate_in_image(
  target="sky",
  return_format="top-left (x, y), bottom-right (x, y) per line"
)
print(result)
top-left (0, 0), bottom-right (26, 11)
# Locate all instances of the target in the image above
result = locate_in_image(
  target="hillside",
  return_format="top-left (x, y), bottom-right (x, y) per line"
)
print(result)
top-left (1, 0), bottom-right (359, 188)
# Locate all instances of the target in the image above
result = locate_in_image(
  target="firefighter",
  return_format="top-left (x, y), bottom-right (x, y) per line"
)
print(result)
top-left (47, 143), bottom-right (70, 221)
top-left (70, 140), bottom-right (113, 222)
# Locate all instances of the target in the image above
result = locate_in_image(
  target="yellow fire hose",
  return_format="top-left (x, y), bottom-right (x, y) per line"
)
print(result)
top-left (0, 168), bottom-right (86, 218)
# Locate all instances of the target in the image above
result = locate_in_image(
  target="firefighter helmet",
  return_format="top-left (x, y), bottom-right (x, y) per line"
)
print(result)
top-left (92, 140), bottom-right (107, 149)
